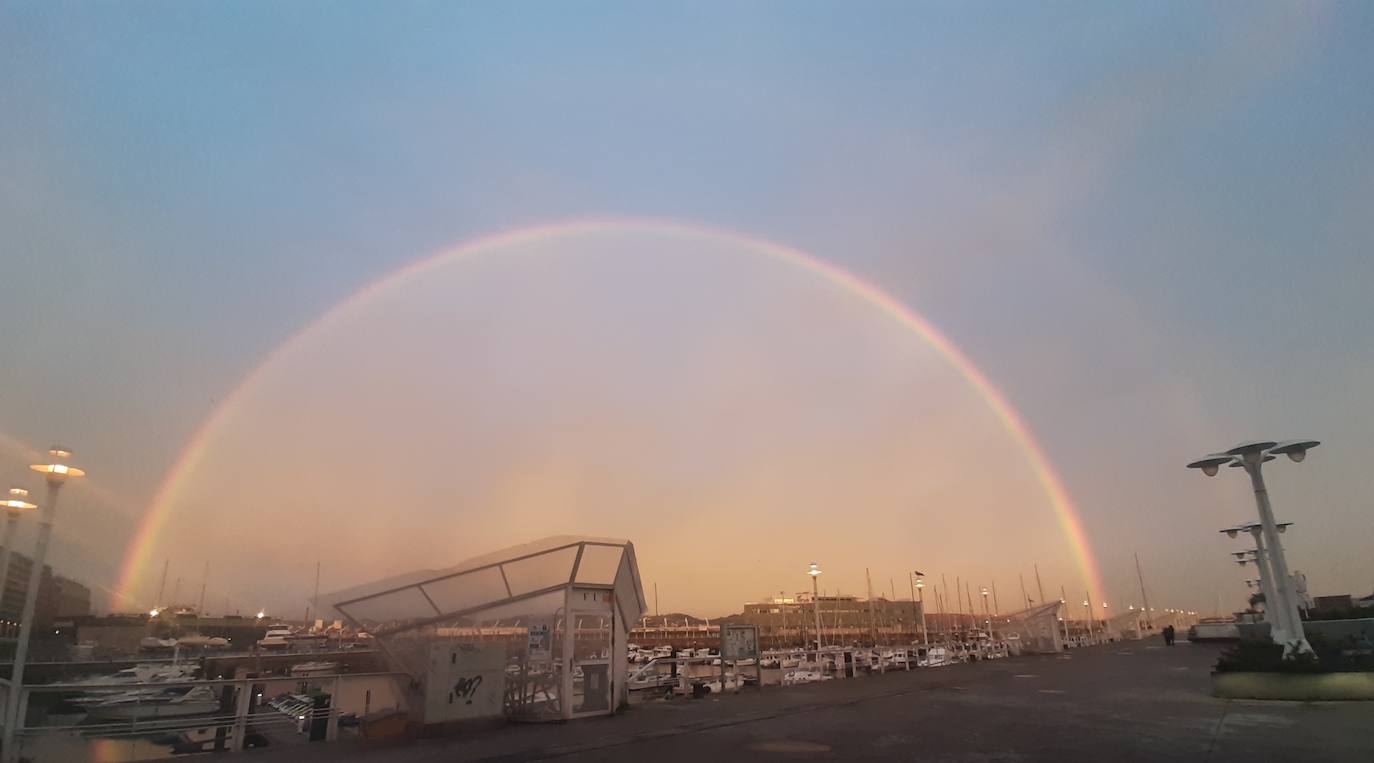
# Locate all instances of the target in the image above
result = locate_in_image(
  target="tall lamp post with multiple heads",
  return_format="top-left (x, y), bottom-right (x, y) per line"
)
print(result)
top-left (1188, 439), bottom-right (1317, 658)
top-left (1229, 529), bottom-right (1288, 641)
top-left (979, 587), bottom-right (990, 633)
top-left (4, 449), bottom-right (84, 763)
top-left (0, 489), bottom-right (37, 605)
top-left (808, 563), bottom-right (822, 651)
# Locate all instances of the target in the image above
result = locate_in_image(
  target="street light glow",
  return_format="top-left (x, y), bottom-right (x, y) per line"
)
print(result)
top-left (29, 449), bottom-right (86, 482)
top-left (807, 563), bottom-right (821, 577)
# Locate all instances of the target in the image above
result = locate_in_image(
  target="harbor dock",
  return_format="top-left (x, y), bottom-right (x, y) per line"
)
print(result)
top-left (232, 641), bottom-right (1374, 763)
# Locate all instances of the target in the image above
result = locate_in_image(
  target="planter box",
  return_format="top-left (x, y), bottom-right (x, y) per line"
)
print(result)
top-left (1212, 671), bottom-right (1374, 701)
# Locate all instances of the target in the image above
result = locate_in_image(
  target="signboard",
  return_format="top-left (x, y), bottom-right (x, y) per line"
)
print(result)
top-left (424, 641), bottom-right (506, 723)
top-left (721, 624), bottom-right (759, 660)
top-left (527, 623), bottom-right (552, 662)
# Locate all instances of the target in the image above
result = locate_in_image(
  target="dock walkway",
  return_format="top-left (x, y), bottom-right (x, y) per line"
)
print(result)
top-left (238, 642), bottom-right (1374, 762)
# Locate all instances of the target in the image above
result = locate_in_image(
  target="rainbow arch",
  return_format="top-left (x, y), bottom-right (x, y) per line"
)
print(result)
top-left (115, 219), bottom-right (1106, 605)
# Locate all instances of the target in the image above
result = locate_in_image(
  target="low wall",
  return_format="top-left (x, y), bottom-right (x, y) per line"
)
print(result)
top-left (1304, 618), bottom-right (1374, 643)
top-left (1212, 671), bottom-right (1374, 701)
top-left (1236, 618), bottom-right (1374, 645)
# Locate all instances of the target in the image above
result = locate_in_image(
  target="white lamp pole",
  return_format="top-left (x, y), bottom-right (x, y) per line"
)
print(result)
top-left (1189, 439), bottom-right (1318, 659)
top-left (915, 578), bottom-right (928, 647)
top-left (808, 563), bottom-right (822, 651)
top-left (0, 490), bottom-right (37, 616)
top-left (4, 449), bottom-right (84, 763)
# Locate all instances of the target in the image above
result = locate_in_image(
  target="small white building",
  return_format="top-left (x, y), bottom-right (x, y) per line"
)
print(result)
top-left (325, 536), bottom-right (646, 723)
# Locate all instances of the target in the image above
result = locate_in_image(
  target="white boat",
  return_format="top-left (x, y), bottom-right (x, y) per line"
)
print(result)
top-left (176, 634), bottom-right (231, 649)
top-left (917, 646), bottom-right (949, 667)
top-left (139, 637), bottom-right (178, 650)
top-left (289, 661), bottom-right (339, 677)
top-left (75, 662), bottom-right (199, 688)
top-left (258, 627), bottom-right (293, 649)
top-left (781, 669), bottom-right (832, 686)
top-left (85, 686), bottom-right (220, 720)
top-left (693, 648), bottom-right (714, 658)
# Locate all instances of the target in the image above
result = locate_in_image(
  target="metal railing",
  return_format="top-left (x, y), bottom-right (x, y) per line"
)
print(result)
top-left (0, 671), bottom-right (408, 762)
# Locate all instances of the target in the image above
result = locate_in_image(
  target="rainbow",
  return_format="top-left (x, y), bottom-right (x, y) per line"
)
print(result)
top-left (115, 219), bottom-right (1106, 606)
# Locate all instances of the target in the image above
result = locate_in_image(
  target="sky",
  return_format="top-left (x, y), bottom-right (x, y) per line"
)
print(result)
top-left (1, 1), bottom-right (1372, 619)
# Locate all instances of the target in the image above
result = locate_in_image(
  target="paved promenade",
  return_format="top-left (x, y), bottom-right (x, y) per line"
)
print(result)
top-left (250, 642), bottom-right (1374, 762)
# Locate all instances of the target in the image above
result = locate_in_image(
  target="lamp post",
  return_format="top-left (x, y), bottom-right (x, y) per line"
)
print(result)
top-left (0, 489), bottom-right (37, 610)
top-left (1189, 440), bottom-right (1317, 658)
top-left (979, 587), bottom-right (990, 634)
top-left (4, 449), bottom-right (84, 763)
top-left (914, 577), bottom-right (928, 647)
top-left (1230, 535), bottom-right (1284, 642)
top-left (808, 563), bottom-right (822, 651)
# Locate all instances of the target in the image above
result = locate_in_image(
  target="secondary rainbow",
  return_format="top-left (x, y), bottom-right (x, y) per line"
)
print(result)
top-left (115, 219), bottom-right (1107, 606)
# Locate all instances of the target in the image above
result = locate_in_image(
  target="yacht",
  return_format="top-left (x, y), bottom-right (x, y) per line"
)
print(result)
top-left (85, 686), bottom-right (220, 720)
top-left (258, 626), bottom-right (293, 649)
top-left (139, 637), bottom-right (178, 650)
top-left (289, 661), bottom-right (339, 677)
top-left (76, 662), bottom-right (199, 687)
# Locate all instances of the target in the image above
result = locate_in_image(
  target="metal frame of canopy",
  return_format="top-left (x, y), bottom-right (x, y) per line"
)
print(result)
top-left (325, 536), bottom-right (646, 721)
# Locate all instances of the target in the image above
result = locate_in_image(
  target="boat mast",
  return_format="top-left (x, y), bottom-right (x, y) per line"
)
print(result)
top-left (1134, 553), bottom-right (1154, 629)
top-left (155, 559), bottom-right (169, 609)
top-left (197, 561), bottom-right (209, 615)
top-left (309, 560), bottom-right (321, 627)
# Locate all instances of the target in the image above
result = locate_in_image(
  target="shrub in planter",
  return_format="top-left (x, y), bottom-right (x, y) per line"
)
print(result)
top-left (1214, 633), bottom-right (1374, 674)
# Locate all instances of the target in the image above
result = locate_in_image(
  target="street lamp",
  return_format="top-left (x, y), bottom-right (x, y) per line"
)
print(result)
top-left (1191, 440), bottom-right (1316, 658)
top-left (0, 489), bottom-right (37, 616)
top-left (1230, 533), bottom-right (1284, 639)
top-left (914, 576), bottom-right (928, 647)
top-left (4, 449), bottom-right (84, 763)
top-left (808, 563), bottom-right (822, 650)
top-left (980, 587), bottom-right (990, 633)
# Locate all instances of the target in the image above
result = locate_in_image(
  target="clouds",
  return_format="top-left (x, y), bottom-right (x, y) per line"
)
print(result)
top-left (2, 2), bottom-right (1371, 615)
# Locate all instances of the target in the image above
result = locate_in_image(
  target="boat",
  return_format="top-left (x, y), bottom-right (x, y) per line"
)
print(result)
top-left (139, 637), bottom-right (178, 650)
top-left (74, 662), bottom-right (199, 688)
top-left (85, 686), bottom-right (221, 720)
top-left (176, 634), bottom-right (231, 649)
top-left (781, 669), bottom-right (832, 686)
top-left (917, 646), bottom-right (949, 667)
top-left (289, 661), bottom-right (340, 677)
top-left (258, 626), bottom-right (293, 649)
top-left (652, 645), bottom-right (673, 658)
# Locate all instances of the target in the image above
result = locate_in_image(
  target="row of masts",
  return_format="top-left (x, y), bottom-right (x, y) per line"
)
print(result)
top-left (150, 557), bottom-right (324, 621)
top-left (648, 553), bottom-right (1162, 642)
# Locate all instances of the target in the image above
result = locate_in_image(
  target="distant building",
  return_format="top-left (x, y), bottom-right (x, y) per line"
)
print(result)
top-left (0, 553), bottom-right (92, 634)
top-left (738, 594), bottom-right (927, 647)
top-left (53, 575), bottom-right (92, 618)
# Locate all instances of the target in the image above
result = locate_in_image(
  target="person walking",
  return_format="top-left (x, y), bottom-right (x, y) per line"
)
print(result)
top-left (1163, 624), bottom-right (1175, 646)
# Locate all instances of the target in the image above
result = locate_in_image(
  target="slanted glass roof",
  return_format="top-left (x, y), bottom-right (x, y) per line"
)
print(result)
top-left (324, 535), bottom-right (646, 635)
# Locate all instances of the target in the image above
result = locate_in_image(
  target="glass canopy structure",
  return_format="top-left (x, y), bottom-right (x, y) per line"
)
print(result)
top-left (324, 536), bottom-right (646, 721)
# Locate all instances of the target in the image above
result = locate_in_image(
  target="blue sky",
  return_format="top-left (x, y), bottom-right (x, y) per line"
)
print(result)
top-left (2, 2), bottom-right (1372, 615)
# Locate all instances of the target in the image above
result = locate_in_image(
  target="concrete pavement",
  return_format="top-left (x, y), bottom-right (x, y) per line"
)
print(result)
top-left (248, 641), bottom-right (1374, 762)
